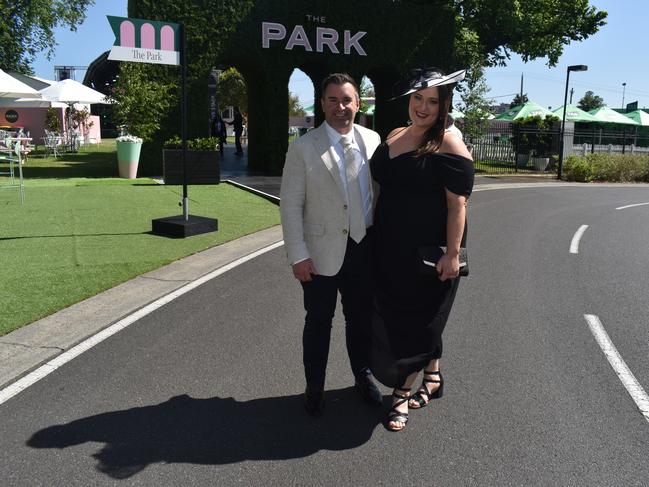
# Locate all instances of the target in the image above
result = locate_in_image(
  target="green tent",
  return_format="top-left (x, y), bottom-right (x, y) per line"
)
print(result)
top-left (303, 104), bottom-right (315, 116)
top-left (495, 100), bottom-right (555, 121)
top-left (552, 104), bottom-right (598, 123)
top-left (589, 107), bottom-right (638, 125)
top-left (624, 109), bottom-right (649, 126)
top-left (361, 103), bottom-right (375, 116)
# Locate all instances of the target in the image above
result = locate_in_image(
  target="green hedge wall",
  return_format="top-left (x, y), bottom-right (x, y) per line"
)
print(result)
top-left (129, 0), bottom-right (459, 173)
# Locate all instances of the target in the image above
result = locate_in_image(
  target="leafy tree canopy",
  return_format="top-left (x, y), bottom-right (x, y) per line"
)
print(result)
top-left (218, 68), bottom-right (248, 113)
top-left (0, 0), bottom-right (94, 74)
top-left (109, 63), bottom-right (176, 141)
top-left (456, 64), bottom-right (491, 141)
top-left (510, 93), bottom-right (529, 108)
top-left (445, 0), bottom-right (607, 67)
top-left (577, 90), bottom-right (605, 111)
top-left (288, 92), bottom-right (305, 117)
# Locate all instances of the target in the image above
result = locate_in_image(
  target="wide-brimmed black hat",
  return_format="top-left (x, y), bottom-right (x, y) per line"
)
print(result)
top-left (391, 68), bottom-right (466, 100)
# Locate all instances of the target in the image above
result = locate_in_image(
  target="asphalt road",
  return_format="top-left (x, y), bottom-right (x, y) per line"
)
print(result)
top-left (2, 185), bottom-right (649, 486)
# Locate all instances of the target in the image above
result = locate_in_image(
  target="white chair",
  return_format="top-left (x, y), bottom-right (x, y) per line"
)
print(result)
top-left (43, 131), bottom-right (61, 158)
top-left (0, 141), bottom-right (25, 204)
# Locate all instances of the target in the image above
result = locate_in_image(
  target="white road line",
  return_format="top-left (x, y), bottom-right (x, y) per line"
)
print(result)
top-left (570, 225), bottom-right (589, 254)
top-left (584, 314), bottom-right (649, 423)
top-left (0, 240), bottom-right (285, 406)
top-left (616, 201), bottom-right (649, 210)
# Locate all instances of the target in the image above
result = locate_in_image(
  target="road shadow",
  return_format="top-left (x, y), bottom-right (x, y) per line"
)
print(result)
top-left (27, 388), bottom-right (384, 479)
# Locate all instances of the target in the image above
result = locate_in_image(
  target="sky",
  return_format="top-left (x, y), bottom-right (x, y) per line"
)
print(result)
top-left (33, 0), bottom-right (648, 111)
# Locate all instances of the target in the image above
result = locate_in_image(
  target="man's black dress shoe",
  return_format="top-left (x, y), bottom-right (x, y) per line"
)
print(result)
top-left (304, 385), bottom-right (324, 417)
top-left (355, 375), bottom-right (383, 406)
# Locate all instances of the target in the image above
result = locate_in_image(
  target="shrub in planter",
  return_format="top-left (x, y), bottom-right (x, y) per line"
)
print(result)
top-left (512, 115), bottom-right (559, 169)
top-left (163, 136), bottom-right (220, 184)
top-left (115, 135), bottom-right (143, 179)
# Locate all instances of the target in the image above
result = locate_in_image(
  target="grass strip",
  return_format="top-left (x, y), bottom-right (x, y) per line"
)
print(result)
top-left (0, 182), bottom-right (280, 335)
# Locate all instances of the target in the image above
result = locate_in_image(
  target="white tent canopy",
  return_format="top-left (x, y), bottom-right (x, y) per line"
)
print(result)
top-left (0, 69), bottom-right (42, 98)
top-left (39, 79), bottom-right (110, 104)
top-left (0, 97), bottom-right (68, 108)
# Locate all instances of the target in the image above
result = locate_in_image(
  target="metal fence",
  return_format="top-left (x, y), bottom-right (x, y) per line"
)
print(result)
top-left (572, 126), bottom-right (649, 155)
top-left (461, 121), bottom-right (649, 175)
top-left (465, 123), bottom-right (560, 175)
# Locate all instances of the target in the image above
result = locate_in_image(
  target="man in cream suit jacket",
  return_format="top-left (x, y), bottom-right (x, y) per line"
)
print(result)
top-left (280, 73), bottom-right (382, 416)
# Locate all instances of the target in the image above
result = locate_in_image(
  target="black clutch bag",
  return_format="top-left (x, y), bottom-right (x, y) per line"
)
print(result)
top-left (417, 246), bottom-right (469, 277)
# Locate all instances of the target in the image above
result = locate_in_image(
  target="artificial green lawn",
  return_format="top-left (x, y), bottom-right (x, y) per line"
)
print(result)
top-left (0, 144), bottom-right (280, 336)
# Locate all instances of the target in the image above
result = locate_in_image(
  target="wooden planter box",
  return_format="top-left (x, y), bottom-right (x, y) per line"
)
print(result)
top-left (163, 149), bottom-right (220, 184)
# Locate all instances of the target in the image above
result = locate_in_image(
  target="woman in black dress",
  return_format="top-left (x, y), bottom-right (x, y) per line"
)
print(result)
top-left (370, 69), bottom-right (474, 431)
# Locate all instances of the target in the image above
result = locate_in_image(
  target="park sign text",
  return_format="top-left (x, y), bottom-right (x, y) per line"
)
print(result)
top-left (107, 16), bottom-right (181, 66)
top-left (262, 15), bottom-right (367, 56)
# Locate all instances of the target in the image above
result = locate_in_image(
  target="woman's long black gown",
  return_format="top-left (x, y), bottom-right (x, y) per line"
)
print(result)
top-left (369, 142), bottom-right (474, 387)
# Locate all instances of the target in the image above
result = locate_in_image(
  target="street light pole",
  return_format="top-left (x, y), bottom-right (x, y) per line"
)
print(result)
top-left (622, 82), bottom-right (627, 109)
top-left (558, 64), bottom-right (588, 180)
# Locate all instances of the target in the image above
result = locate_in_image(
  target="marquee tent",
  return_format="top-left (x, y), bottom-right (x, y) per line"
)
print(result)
top-left (623, 109), bottom-right (649, 126)
top-left (589, 106), bottom-right (638, 125)
top-left (552, 104), bottom-right (598, 123)
top-left (495, 101), bottom-right (555, 121)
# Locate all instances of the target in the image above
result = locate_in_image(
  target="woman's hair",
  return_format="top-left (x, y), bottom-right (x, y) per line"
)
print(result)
top-left (413, 81), bottom-right (453, 157)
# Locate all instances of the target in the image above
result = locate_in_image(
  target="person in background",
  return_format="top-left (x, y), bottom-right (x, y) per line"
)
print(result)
top-left (211, 114), bottom-right (227, 154)
top-left (445, 113), bottom-right (463, 140)
top-left (229, 107), bottom-right (244, 155)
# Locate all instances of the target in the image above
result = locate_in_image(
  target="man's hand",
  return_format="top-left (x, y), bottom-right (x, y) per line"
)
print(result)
top-left (292, 259), bottom-right (318, 282)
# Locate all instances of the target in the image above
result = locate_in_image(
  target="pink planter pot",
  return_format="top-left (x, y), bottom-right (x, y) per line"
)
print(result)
top-left (116, 141), bottom-right (142, 179)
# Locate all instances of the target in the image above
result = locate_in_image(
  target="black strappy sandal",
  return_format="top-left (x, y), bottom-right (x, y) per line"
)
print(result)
top-left (409, 370), bottom-right (443, 409)
top-left (385, 387), bottom-right (411, 432)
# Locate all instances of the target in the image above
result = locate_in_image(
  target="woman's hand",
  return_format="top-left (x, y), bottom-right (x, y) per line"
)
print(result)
top-left (436, 251), bottom-right (460, 281)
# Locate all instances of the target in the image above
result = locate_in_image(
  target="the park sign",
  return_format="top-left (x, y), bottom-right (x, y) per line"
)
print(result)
top-left (107, 16), bottom-right (181, 66)
top-left (261, 19), bottom-right (367, 56)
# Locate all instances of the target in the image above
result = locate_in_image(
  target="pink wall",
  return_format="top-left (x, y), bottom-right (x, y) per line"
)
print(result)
top-left (1, 107), bottom-right (101, 144)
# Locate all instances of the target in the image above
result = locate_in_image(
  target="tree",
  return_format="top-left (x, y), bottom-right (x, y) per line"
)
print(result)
top-left (109, 63), bottom-right (175, 141)
top-left (288, 92), bottom-right (305, 117)
top-left (447, 0), bottom-right (607, 67)
top-left (0, 1), bottom-right (94, 73)
top-left (44, 107), bottom-right (62, 133)
top-left (217, 68), bottom-right (248, 113)
top-left (510, 93), bottom-right (529, 108)
top-left (577, 91), bottom-right (605, 111)
top-left (456, 64), bottom-right (491, 141)
top-left (359, 77), bottom-right (375, 114)
top-left (68, 106), bottom-right (94, 139)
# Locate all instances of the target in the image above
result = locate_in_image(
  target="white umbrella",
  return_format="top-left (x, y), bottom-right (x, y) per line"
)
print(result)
top-left (0, 69), bottom-right (42, 98)
top-left (39, 79), bottom-right (110, 104)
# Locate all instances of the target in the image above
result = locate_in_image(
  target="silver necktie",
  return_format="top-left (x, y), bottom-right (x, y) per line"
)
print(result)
top-left (340, 136), bottom-right (366, 243)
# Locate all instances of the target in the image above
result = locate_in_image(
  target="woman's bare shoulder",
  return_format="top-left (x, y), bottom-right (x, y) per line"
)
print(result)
top-left (386, 126), bottom-right (408, 142)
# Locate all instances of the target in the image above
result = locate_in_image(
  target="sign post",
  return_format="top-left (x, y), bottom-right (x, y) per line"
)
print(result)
top-left (108, 16), bottom-right (218, 237)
